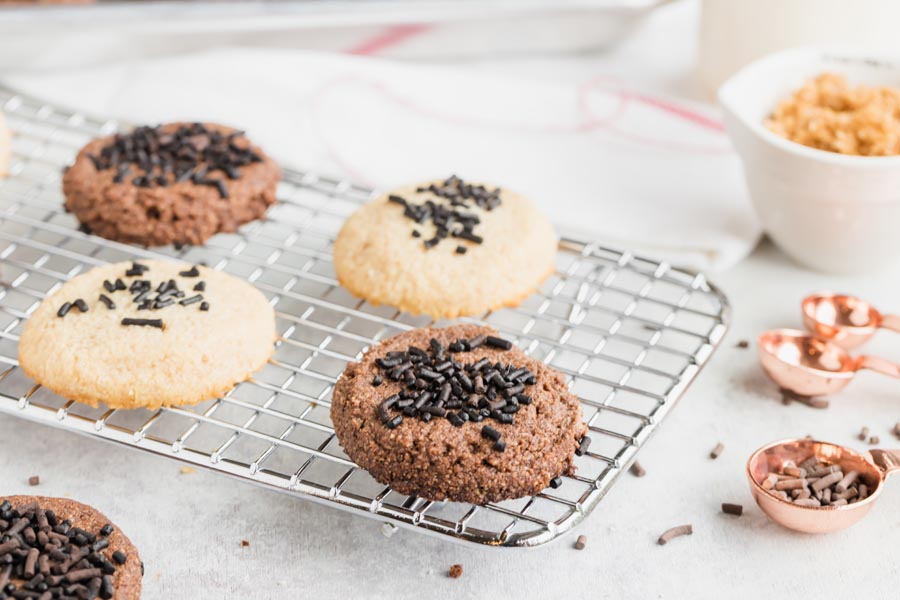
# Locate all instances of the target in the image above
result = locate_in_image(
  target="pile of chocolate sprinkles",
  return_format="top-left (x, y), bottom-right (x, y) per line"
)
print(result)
top-left (388, 175), bottom-right (501, 251)
top-left (373, 334), bottom-right (533, 452)
top-left (87, 123), bottom-right (263, 199)
top-left (56, 262), bottom-right (210, 330)
top-left (0, 499), bottom-right (128, 600)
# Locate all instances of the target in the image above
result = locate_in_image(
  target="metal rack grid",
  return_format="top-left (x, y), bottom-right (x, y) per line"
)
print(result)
top-left (0, 85), bottom-right (729, 548)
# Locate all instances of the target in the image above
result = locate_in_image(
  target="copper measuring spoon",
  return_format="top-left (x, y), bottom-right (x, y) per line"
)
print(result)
top-left (747, 438), bottom-right (900, 533)
top-left (757, 329), bottom-right (900, 396)
top-left (803, 293), bottom-right (900, 349)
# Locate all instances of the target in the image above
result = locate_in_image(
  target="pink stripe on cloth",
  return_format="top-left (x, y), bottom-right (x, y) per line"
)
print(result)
top-left (347, 24), bottom-right (432, 56)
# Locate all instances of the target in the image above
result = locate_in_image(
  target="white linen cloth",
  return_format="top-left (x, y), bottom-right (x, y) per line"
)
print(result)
top-left (4, 47), bottom-right (760, 270)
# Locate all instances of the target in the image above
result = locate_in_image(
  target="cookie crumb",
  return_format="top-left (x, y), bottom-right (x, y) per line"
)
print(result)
top-left (179, 466), bottom-right (196, 475)
top-left (241, 540), bottom-right (250, 548)
top-left (448, 564), bottom-right (463, 579)
top-left (27, 475), bottom-right (40, 486)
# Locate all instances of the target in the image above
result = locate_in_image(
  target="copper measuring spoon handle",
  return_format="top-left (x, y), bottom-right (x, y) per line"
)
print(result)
top-left (869, 449), bottom-right (900, 478)
top-left (856, 355), bottom-right (900, 378)
top-left (879, 313), bottom-right (900, 334)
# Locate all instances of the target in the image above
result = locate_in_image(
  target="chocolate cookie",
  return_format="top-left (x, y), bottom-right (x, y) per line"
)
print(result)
top-left (0, 495), bottom-right (142, 599)
top-left (62, 122), bottom-right (280, 246)
top-left (331, 324), bottom-right (587, 504)
top-left (333, 176), bottom-right (557, 319)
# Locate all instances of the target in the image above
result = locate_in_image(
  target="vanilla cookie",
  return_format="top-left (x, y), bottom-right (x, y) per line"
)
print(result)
top-left (0, 111), bottom-right (10, 178)
top-left (18, 260), bottom-right (276, 409)
top-left (333, 176), bottom-right (557, 319)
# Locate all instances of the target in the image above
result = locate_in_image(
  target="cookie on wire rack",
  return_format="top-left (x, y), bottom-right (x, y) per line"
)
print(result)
top-left (333, 176), bottom-right (557, 319)
top-left (331, 324), bottom-right (588, 504)
top-left (18, 260), bottom-right (276, 409)
top-left (62, 122), bottom-right (280, 247)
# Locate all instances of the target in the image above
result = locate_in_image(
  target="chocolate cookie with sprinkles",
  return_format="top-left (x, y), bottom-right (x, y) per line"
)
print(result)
top-left (62, 122), bottom-right (280, 247)
top-left (0, 496), bottom-right (142, 600)
top-left (18, 260), bottom-right (275, 409)
top-left (333, 176), bottom-right (557, 319)
top-left (331, 324), bottom-right (588, 504)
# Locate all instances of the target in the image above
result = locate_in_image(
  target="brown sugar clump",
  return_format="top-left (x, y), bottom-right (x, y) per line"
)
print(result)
top-left (766, 73), bottom-right (900, 156)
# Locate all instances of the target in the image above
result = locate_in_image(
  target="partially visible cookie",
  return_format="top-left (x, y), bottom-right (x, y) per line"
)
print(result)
top-left (62, 122), bottom-right (280, 246)
top-left (1, 495), bottom-right (142, 599)
top-left (18, 260), bottom-right (276, 409)
top-left (0, 111), bottom-right (10, 178)
top-left (331, 324), bottom-right (587, 504)
top-left (333, 176), bottom-right (557, 319)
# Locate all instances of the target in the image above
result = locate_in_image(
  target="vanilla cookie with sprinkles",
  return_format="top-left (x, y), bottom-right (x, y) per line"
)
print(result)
top-left (18, 260), bottom-right (275, 409)
top-left (0, 495), bottom-right (142, 600)
top-left (62, 122), bottom-right (280, 246)
top-left (333, 176), bottom-right (557, 319)
top-left (331, 324), bottom-right (587, 504)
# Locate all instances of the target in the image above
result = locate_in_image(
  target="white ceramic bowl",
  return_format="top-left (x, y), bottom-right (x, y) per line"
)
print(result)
top-left (719, 47), bottom-right (900, 273)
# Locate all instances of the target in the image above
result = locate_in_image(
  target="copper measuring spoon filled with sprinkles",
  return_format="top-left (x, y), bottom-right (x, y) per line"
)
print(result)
top-left (803, 293), bottom-right (900, 349)
top-left (757, 329), bottom-right (900, 396)
top-left (747, 438), bottom-right (900, 533)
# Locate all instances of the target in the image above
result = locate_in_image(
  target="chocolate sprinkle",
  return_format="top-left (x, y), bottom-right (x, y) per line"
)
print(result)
top-left (73, 299), bottom-right (89, 314)
top-left (56, 303), bottom-right (72, 318)
top-left (98, 294), bottom-right (115, 310)
top-left (178, 266), bottom-right (200, 278)
top-left (371, 335), bottom-right (530, 451)
top-left (0, 499), bottom-right (126, 600)
top-left (120, 318), bottom-right (163, 329)
top-left (87, 123), bottom-right (261, 199)
top-left (389, 176), bottom-right (501, 251)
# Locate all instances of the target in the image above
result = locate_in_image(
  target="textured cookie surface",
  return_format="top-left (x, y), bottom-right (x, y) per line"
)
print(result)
top-left (331, 324), bottom-right (587, 504)
top-left (62, 122), bottom-right (280, 246)
top-left (0, 111), bottom-right (10, 178)
top-left (18, 260), bottom-right (275, 409)
top-left (2, 495), bottom-right (142, 600)
top-left (333, 177), bottom-right (557, 319)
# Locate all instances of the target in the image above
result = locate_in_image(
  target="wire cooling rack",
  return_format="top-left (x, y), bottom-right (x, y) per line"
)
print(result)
top-left (0, 85), bottom-right (729, 548)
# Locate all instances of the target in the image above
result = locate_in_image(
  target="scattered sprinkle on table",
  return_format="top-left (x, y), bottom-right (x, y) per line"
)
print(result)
top-left (574, 535), bottom-right (587, 550)
top-left (658, 524), bottom-right (692, 546)
top-left (736, 340), bottom-right (749, 349)
top-left (709, 442), bottom-right (724, 460)
top-left (179, 466), bottom-right (196, 475)
top-left (241, 540), bottom-right (250, 548)
top-left (27, 475), bottom-right (39, 487)
top-left (869, 435), bottom-right (880, 445)
top-left (721, 503), bottom-right (743, 516)
top-left (629, 461), bottom-right (646, 477)
top-left (448, 564), bottom-right (463, 579)
top-left (858, 426), bottom-right (870, 441)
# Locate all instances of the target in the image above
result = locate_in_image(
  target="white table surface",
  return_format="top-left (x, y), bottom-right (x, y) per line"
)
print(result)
top-left (3, 242), bottom-right (900, 599)
top-left (4, 2), bottom-right (900, 599)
